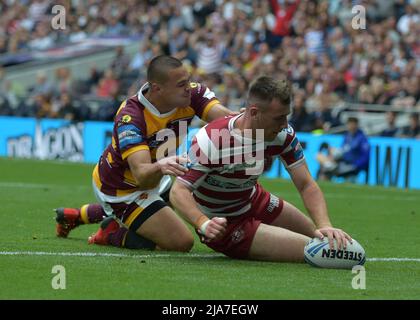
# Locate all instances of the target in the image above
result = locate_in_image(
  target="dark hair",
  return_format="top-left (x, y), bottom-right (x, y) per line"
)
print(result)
top-left (247, 76), bottom-right (291, 107)
top-left (147, 55), bottom-right (183, 84)
top-left (347, 117), bottom-right (359, 124)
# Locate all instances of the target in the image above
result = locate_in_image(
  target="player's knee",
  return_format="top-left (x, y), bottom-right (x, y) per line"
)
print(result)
top-left (168, 233), bottom-right (194, 252)
top-left (176, 234), bottom-right (194, 252)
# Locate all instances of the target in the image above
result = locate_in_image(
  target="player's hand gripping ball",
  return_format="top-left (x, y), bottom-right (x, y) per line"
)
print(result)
top-left (304, 237), bottom-right (366, 269)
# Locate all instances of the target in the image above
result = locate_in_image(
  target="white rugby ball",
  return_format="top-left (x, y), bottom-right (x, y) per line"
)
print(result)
top-left (304, 237), bottom-right (366, 269)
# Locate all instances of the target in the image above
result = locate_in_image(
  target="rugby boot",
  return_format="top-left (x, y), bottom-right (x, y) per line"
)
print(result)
top-left (55, 208), bottom-right (81, 238)
top-left (88, 216), bottom-right (120, 245)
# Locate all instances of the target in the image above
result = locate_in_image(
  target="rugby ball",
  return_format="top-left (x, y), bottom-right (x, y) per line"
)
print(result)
top-left (304, 237), bottom-right (366, 269)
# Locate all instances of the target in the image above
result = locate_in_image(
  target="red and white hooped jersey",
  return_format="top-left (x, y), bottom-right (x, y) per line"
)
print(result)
top-left (177, 114), bottom-right (305, 218)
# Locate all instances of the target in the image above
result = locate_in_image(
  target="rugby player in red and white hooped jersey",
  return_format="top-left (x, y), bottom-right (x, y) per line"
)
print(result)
top-left (170, 76), bottom-right (352, 262)
top-left (54, 55), bottom-right (239, 252)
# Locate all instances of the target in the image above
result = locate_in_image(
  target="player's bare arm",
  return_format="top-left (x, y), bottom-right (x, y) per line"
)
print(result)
top-left (170, 179), bottom-right (227, 240)
top-left (288, 161), bottom-right (352, 249)
top-left (127, 150), bottom-right (189, 190)
top-left (205, 103), bottom-right (241, 122)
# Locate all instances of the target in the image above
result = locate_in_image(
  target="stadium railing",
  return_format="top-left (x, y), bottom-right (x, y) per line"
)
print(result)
top-left (326, 102), bottom-right (420, 136)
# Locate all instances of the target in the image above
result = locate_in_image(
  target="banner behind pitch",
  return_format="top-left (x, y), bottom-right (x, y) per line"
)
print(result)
top-left (0, 116), bottom-right (419, 189)
top-left (262, 132), bottom-right (420, 190)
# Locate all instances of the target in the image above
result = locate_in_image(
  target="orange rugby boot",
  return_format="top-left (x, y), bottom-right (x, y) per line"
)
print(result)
top-left (87, 216), bottom-right (120, 245)
top-left (55, 208), bottom-right (81, 238)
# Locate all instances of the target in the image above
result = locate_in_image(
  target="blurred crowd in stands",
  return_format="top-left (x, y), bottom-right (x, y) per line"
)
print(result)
top-left (0, 0), bottom-right (419, 138)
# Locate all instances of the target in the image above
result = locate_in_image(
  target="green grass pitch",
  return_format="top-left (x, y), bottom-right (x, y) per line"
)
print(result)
top-left (0, 157), bottom-right (419, 300)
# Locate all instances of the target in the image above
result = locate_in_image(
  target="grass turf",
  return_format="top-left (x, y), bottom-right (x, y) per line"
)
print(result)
top-left (0, 157), bottom-right (419, 299)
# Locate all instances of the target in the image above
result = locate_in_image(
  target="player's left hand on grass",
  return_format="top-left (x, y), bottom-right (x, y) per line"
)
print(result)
top-left (314, 227), bottom-right (352, 250)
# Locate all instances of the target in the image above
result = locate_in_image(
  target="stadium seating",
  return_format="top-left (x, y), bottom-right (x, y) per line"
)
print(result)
top-left (0, 0), bottom-right (418, 137)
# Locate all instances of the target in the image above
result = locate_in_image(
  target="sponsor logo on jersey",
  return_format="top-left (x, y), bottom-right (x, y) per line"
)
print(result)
top-left (206, 175), bottom-right (256, 189)
top-left (231, 228), bottom-right (245, 243)
top-left (122, 115), bottom-right (132, 123)
top-left (285, 125), bottom-right (294, 135)
top-left (267, 194), bottom-right (280, 213)
top-left (294, 142), bottom-right (303, 160)
top-left (117, 125), bottom-right (143, 149)
top-left (139, 193), bottom-right (148, 200)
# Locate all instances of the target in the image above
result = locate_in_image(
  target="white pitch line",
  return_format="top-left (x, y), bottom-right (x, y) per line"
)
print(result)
top-left (367, 257), bottom-right (420, 262)
top-left (0, 251), bottom-right (419, 262)
top-left (0, 182), bottom-right (54, 188)
top-left (0, 251), bottom-right (223, 259)
top-left (0, 182), bottom-right (89, 189)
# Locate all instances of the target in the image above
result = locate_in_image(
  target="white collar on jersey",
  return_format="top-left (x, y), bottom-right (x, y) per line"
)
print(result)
top-left (137, 82), bottom-right (177, 118)
top-left (228, 113), bottom-right (263, 144)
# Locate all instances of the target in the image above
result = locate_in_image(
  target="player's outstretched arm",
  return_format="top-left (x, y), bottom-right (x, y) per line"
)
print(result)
top-left (288, 161), bottom-right (352, 249)
top-left (205, 103), bottom-right (241, 122)
top-left (127, 150), bottom-right (189, 190)
top-left (170, 179), bottom-right (227, 241)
